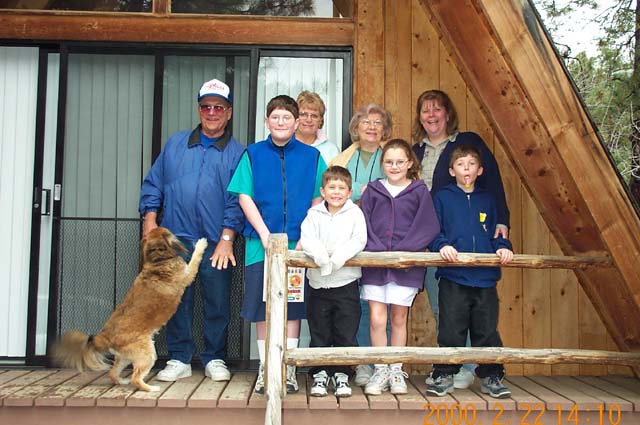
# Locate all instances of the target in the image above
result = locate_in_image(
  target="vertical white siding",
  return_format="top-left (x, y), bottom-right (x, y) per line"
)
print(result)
top-left (63, 54), bottom-right (154, 219)
top-left (0, 46), bottom-right (39, 357)
top-left (35, 53), bottom-right (60, 355)
top-left (255, 57), bottom-right (344, 148)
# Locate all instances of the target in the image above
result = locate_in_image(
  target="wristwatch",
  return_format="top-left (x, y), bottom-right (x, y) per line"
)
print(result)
top-left (221, 234), bottom-right (232, 242)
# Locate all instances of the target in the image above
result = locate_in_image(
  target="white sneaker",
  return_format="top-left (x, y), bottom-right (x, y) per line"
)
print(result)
top-left (425, 367), bottom-right (475, 389)
top-left (255, 363), bottom-right (265, 395)
top-left (310, 370), bottom-right (329, 397)
top-left (286, 365), bottom-right (299, 394)
top-left (389, 368), bottom-right (409, 394)
top-left (157, 359), bottom-right (192, 382)
top-left (364, 365), bottom-right (390, 395)
top-left (453, 368), bottom-right (475, 389)
top-left (204, 359), bottom-right (231, 381)
top-left (333, 372), bottom-right (352, 398)
top-left (354, 364), bottom-right (373, 386)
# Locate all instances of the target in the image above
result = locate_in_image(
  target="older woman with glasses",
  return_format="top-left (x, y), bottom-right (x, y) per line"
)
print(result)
top-left (331, 103), bottom-right (392, 202)
top-left (330, 103), bottom-right (393, 387)
top-left (295, 91), bottom-right (340, 164)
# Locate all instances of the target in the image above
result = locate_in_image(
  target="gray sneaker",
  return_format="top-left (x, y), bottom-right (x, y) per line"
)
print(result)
top-left (481, 376), bottom-right (511, 399)
top-left (426, 374), bottom-right (454, 397)
top-left (286, 365), bottom-right (299, 394)
top-left (364, 365), bottom-right (390, 395)
top-left (354, 364), bottom-right (373, 386)
top-left (425, 367), bottom-right (474, 389)
top-left (254, 363), bottom-right (265, 395)
top-left (389, 368), bottom-right (408, 394)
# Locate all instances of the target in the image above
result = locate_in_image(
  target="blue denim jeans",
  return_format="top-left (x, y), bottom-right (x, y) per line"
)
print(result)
top-left (164, 237), bottom-right (231, 365)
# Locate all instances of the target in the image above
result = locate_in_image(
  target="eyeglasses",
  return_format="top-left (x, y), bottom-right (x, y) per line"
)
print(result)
top-left (360, 119), bottom-right (383, 128)
top-left (299, 112), bottom-right (320, 120)
top-left (268, 114), bottom-right (294, 123)
top-left (199, 104), bottom-right (228, 114)
top-left (383, 160), bottom-right (409, 168)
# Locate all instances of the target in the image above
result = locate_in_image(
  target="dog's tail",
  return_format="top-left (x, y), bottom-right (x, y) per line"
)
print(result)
top-left (52, 330), bottom-right (111, 372)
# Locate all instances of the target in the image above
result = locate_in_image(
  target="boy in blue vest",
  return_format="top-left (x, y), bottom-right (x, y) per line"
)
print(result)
top-left (426, 144), bottom-right (513, 399)
top-left (228, 95), bottom-right (327, 395)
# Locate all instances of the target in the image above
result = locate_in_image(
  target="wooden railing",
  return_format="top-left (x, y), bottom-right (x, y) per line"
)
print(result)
top-left (263, 233), bottom-right (632, 425)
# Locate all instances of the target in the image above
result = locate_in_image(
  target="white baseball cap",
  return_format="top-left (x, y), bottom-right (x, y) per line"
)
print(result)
top-left (198, 78), bottom-right (232, 103)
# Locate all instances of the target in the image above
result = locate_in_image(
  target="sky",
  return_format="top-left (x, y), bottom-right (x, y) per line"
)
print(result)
top-left (536, 0), bottom-right (614, 57)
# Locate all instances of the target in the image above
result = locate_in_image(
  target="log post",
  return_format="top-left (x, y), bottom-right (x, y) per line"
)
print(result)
top-left (264, 234), bottom-right (288, 425)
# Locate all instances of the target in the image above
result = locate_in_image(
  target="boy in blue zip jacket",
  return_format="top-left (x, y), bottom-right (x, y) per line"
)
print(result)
top-left (426, 144), bottom-right (513, 399)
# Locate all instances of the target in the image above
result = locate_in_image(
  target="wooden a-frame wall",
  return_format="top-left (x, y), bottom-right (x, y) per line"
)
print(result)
top-left (1, 0), bottom-right (638, 376)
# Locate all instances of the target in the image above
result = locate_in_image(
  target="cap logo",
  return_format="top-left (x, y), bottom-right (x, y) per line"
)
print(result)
top-left (198, 78), bottom-right (232, 103)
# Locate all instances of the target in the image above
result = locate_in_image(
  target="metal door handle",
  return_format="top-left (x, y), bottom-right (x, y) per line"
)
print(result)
top-left (42, 188), bottom-right (51, 216)
top-left (34, 188), bottom-right (52, 216)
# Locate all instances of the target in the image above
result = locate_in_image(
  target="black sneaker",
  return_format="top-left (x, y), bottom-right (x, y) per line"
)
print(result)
top-left (426, 374), bottom-right (454, 397)
top-left (481, 376), bottom-right (511, 399)
top-left (333, 372), bottom-right (352, 398)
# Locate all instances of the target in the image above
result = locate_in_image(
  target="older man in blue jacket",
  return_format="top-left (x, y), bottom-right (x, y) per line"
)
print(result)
top-left (139, 78), bottom-right (245, 382)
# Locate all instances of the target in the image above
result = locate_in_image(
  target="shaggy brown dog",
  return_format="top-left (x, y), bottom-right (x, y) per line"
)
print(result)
top-left (53, 227), bottom-right (208, 392)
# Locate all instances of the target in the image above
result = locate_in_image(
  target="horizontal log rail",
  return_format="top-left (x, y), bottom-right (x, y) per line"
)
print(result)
top-left (288, 250), bottom-right (612, 269)
top-left (285, 346), bottom-right (640, 368)
top-left (265, 234), bottom-right (620, 425)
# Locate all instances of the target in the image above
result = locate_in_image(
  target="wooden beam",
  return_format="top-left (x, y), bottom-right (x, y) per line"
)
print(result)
top-left (417, 0), bottom-right (640, 354)
top-left (152, 0), bottom-right (168, 15)
top-left (287, 250), bottom-right (612, 269)
top-left (332, 0), bottom-right (353, 17)
top-left (285, 346), bottom-right (640, 367)
top-left (265, 235), bottom-right (287, 425)
top-left (353, 0), bottom-right (385, 108)
top-left (0, 13), bottom-right (353, 46)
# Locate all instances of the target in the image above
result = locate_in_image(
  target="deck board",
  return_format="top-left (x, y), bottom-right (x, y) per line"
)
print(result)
top-left (155, 371), bottom-right (204, 408)
top-left (0, 370), bottom-right (58, 404)
top-left (530, 375), bottom-right (603, 410)
top-left (1, 368), bottom-right (640, 425)
top-left (395, 379), bottom-right (426, 410)
top-left (127, 373), bottom-right (175, 407)
top-left (66, 371), bottom-right (130, 407)
top-left (282, 374), bottom-right (308, 409)
top-left (4, 370), bottom-right (79, 406)
top-left (508, 376), bottom-right (574, 410)
top-left (35, 371), bottom-right (105, 407)
top-left (577, 376), bottom-right (640, 411)
top-left (188, 374), bottom-right (227, 408)
top-left (218, 371), bottom-right (253, 408)
top-left (338, 382), bottom-right (369, 409)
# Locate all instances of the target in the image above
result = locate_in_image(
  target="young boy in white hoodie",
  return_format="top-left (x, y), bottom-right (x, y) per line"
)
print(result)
top-left (300, 166), bottom-right (367, 398)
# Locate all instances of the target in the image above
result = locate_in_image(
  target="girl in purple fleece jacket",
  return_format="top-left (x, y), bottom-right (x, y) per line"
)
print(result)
top-left (359, 139), bottom-right (440, 396)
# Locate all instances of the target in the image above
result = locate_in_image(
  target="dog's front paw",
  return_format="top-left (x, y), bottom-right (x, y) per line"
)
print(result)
top-left (148, 385), bottom-right (161, 392)
top-left (195, 238), bottom-right (208, 252)
top-left (119, 378), bottom-right (131, 385)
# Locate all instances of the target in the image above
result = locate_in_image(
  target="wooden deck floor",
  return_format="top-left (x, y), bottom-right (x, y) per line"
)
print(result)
top-left (1, 368), bottom-right (640, 424)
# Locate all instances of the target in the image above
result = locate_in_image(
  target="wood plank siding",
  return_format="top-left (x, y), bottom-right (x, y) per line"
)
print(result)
top-left (1, 0), bottom-right (638, 376)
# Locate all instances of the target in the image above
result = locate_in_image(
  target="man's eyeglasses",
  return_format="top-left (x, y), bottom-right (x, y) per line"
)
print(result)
top-left (300, 112), bottom-right (320, 120)
top-left (360, 119), bottom-right (383, 128)
top-left (383, 160), bottom-right (409, 168)
top-left (199, 104), bottom-right (228, 114)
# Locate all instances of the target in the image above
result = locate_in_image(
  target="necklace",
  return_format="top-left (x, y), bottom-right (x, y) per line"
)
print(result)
top-left (354, 147), bottom-right (380, 182)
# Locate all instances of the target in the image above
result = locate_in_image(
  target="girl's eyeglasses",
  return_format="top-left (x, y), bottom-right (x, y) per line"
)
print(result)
top-left (383, 160), bottom-right (409, 168)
